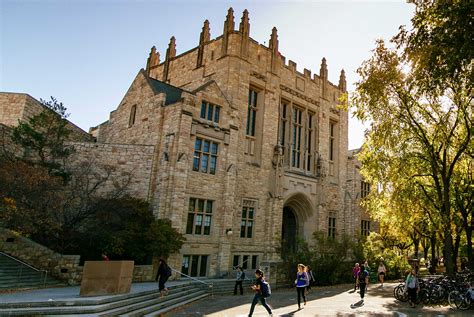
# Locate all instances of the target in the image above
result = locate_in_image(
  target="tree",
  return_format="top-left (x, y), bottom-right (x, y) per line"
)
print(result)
top-left (353, 1), bottom-right (472, 276)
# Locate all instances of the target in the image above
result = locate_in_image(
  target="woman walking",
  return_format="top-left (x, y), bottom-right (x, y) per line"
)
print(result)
top-left (357, 264), bottom-right (369, 302)
top-left (295, 264), bottom-right (309, 310)
top-left (405, 268), bottom-right (420, 307)
top-left (155, 259), bottom-right (171, 297)
top-left (248, 269), bottom-right (273, 317)
top-left (305, 265), bottom-right (315, 294)
top-left (377, 261), bottom-right (386, 288)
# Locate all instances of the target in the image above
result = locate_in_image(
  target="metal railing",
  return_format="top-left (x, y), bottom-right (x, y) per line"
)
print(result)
top-left (170, 267), bottom-right (214, 297)
top-left (0, 251), bottom-right (48, 288)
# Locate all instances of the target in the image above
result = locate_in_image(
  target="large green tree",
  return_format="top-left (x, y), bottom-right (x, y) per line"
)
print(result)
top-left (353, 0), bottom-right (473, 276)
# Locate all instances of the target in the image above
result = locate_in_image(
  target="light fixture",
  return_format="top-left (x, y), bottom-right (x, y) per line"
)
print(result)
top-left (225, 228), bottom-right (233, 236)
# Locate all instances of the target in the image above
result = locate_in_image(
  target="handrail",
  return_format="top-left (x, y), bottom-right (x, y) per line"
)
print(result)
top-left (0, 251), bottom-right (42, 272)
top-left (170, 267), bottom-right (214, 297)
top-left (0, 251), bottom-right (48, 287)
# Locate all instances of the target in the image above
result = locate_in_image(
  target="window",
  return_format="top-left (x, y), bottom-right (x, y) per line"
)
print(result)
top-left (233, 254), bottom-right (259, 270)
top-left (181, 255), bottom-right (208, 277)
top-left (361, 181), bottom-right (371, 198)
top-left (128, 105), bottom-right (137, 127)
top-left (246, 89), bottom-right (258, 136)
top-left (240, 200), bottom-right (256, 238)
top-left (193, 138), bottom-right (218, 174)
top-left (306, 112), bottom-right (315, 171)
top-left (329, 122), bottom-right (336, 161)
top-left (200, 101), bottom-right (221, 124)
top-left (361, 220), bottom-right (371, 236)
top-left (291, 107), bottom-right (303, 168)
top-left (279, 101), bottom-right (289, 149)
top-left (186, 198), bottom-right (213, 235)
top-left (328, 217), bottom-right (336, 238)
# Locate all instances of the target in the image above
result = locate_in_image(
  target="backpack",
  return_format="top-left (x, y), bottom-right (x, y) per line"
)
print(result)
top-left (260, 280), bottom-right (271, 298)
top-left (165, 265), bottom-right (172, 277)
top-left (359, 270), bottom-right (368, 283)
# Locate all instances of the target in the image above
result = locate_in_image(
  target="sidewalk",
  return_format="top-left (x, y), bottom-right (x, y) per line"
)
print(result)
top-left (0, 281), bottom-right (187, 304)
top-left (172, 282), bottom-right (473, 316)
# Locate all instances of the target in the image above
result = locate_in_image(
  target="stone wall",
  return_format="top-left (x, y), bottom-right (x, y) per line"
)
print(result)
top-left (0, 92), bottom-right (93, 142)
top-left (67, 142), bottom-right (155, 199)
top-left (0, 228), bottom-right (80, 285)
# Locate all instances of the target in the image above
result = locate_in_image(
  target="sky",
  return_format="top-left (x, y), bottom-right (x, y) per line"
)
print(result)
top-left (1, 0), bottom-right (414, 149)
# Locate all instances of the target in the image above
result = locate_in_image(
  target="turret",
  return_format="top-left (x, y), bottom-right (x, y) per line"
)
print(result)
top-left (338, 69), bottom-right (347, 92)
top-left (269, 27), bottom-right (280, 74)
top-left (146, 46), bottom-right (160, 77)
top-left (197, 20), bottom-right (210, 68)
top-left (163, 36), bottom-right (176, 82)
top-left (239, 9), bottom-right (250, 58)
top-left (221, 7), bottom-right (235, 57)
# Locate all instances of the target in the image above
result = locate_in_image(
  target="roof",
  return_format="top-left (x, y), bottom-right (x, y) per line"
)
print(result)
top-left (146, 76), bottom-right (186, 105)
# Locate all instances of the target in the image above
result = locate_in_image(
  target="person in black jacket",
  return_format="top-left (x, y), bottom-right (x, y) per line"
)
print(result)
top-left (155, 258), bottom-right (171, 297)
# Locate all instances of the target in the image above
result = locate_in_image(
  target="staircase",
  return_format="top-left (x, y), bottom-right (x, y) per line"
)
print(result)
top-left (0, 252), bottom-right (62, 290)
top-left (0, 282), bottom-right (210, 316)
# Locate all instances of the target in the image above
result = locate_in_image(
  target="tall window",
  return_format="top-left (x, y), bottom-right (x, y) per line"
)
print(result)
top-left (200, 101), bottom-right (221, 124)
top-left (233, 254), bottom-right (259, 270)
top-left (328, 217), bottom-right (336, 238)
top-left (193, 138), bottom-right (218, 174)
top-left (361, 220), bottom-right (371, 236)
top-left (280, 101), bottom-right (289, 148)
top-left (182, 255), bottom-right (208, 277)
top-left (329, 122), bottom-right (336, 161)
top-left (361, 181), bottom-right (371, 198)
top-left (306, 112), bottom-right (315, 171)
top-left (291, 107), bottom-right (303, 168)
top-left (186, 198), bottom-right (213, 235)
top-left (240, 200), bottom-right (256, 238)
top-left (128, 105), bottom-right (137, 127)
top-left (246, 89), bottom-right (258, 136)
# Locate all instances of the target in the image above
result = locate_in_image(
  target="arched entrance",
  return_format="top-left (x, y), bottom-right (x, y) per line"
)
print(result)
top-left (281, 206), bottom-right (297, 254)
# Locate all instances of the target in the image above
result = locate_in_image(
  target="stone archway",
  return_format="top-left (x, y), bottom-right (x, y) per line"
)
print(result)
top-left (281, 192), bottom-right (314, 257)
top-left (281, 206), bottom-right (297, 254)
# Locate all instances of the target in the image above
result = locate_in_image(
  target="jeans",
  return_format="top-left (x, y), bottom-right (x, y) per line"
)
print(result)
top-left (248, 293), bottom-right (272, 316)
top-left (234, 280), bottom-right (243, 295)
top-left (408, 287), bottom-right (417, 304)
top-left (359, 282), bottom-right (367, 299)
top-left (297, 286), bottom-right (306, 308)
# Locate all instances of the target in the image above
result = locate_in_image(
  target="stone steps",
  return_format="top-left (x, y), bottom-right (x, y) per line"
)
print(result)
top-left (0, 253), bottom-right (63, 290)
top-left (0, 282), bottom-right (210, 316)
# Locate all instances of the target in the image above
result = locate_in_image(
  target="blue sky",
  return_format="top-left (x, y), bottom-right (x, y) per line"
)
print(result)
top-left (1, 0), bottom-right (413, 149)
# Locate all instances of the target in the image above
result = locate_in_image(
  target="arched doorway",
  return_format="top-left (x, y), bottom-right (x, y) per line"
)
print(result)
top-left (281, 206), bottom-right (297, 255)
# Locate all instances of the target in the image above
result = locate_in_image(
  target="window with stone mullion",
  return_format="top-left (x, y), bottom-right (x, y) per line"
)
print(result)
top-left (328, 217), bottom-right (336, 238)
top-left (291, 107), bottom-right (303, 168)
top-left (186, 198), bottom-right (213, 235)
top-left (246, 89), bottom-right (258, 136)
top-left (193, 138), bottom-right (218, 175)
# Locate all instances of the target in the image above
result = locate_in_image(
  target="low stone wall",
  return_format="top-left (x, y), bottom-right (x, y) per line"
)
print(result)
top-left (0, 228), bottom-right (80, 285)
top-left (133, 265), bottom-right (154, 282)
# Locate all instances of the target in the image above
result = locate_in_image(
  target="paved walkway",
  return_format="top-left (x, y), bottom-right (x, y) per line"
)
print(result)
top-left (0, 281), bottom-right (187, 304)
top-left (172, 282), bottom-right (473, 317)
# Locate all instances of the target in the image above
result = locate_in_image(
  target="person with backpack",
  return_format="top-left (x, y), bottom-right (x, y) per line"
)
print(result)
top-left (248, 268), bottom-right (273, 317)
top-left (357, 264), bottom-right (369, 302)
top-left (234, 265), bottom-right (245, 295)
top-left (404, 268), bottom-right (420, 307)
top-left (155, 258), bottom-right (172, 297)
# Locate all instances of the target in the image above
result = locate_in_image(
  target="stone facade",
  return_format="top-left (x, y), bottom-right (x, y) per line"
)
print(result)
top-left (346, 149), bottom-right (380, 238)
top-left (92, 8), bottom-right (355, 280)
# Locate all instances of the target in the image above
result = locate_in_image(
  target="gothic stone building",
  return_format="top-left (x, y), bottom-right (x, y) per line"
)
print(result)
top-left (91, 8), bottom-right (351, 278)
top-left (1, 8), bottom-right (377, 280)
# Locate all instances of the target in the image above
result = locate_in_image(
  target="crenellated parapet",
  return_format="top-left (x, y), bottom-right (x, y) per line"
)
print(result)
top-left (144, 7), bottom-right (344, 92)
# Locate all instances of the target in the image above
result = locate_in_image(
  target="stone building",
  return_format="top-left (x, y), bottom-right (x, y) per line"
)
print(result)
top-left (92, 8), bottom-right (350, 278)
top-left (1, 8), bottom-right (377, 280)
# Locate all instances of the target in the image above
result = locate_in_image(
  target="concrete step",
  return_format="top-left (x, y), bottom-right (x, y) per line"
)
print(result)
top-left (138, 292), bottom-right (209, 317)
top-left (0, 283), bottom-right (209, 316)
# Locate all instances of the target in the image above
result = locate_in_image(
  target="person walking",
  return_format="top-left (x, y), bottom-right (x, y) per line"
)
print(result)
top-left (248, 269), bottom-right (273, 317)
top-left (305, 265), bottom-right (315, 294)
top-left (352, 263), bottom-right (360, 291)
top-left (377, 261), bottom-right (387, 288)
top-left (405, 268), bottom-right (420, 307)
top-left (234, 265), bottom-right (245, 295)
top-left (295, 264), bottom-right (309, 310)
top-left (155, 258), bottom-right (171, 297)
top-left (357, 264), bottom-right (369, 302)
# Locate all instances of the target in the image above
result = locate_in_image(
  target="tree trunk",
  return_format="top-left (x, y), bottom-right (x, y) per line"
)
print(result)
top-left (453, 232), bottom-right (461, 273)
top-left (430, 233), bottom-right (437, 274)
top-left (467, 218), bottom-right (474, 270)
